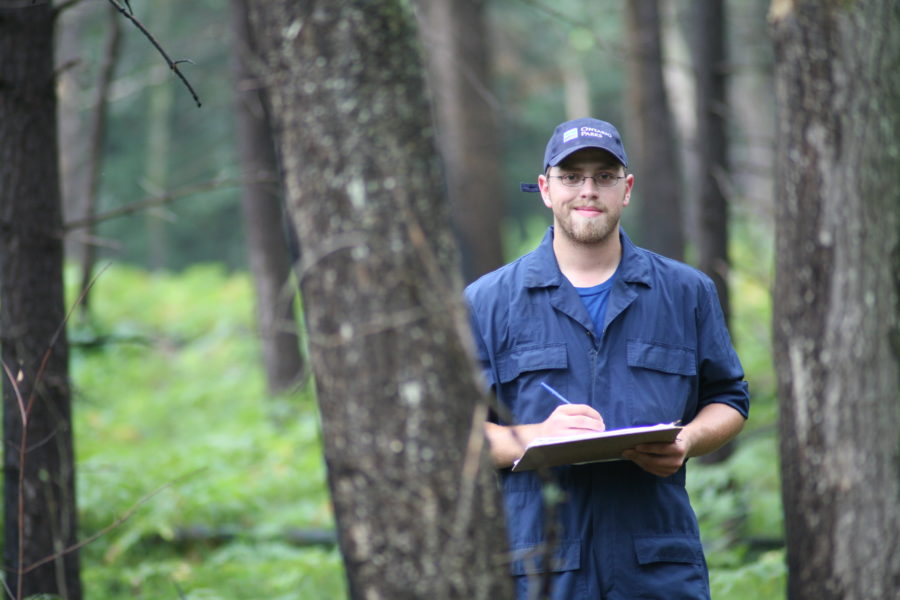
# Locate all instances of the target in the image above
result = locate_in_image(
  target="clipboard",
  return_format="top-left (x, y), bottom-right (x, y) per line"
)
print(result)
top-left (511, 422), bottom-right (683, 472)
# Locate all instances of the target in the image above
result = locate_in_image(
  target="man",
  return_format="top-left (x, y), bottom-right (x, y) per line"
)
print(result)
top-left (465, 117), bottom-right (749, 599)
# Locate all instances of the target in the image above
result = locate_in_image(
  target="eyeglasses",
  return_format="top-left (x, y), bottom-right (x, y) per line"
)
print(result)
top-left (548, 173), bottom-right (626, 188)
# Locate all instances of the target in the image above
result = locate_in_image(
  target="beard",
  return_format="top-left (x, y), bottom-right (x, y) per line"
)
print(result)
top-left (554, 203), bottom-right (622, 245)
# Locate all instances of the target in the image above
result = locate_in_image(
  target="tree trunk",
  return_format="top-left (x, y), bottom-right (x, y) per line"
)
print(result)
top-left (728, 0), bottom-right (776, 223)
top-left (247, 2), bottom-right (512, 598)
top-left (0, 5), bottom-right (83, 599)
top-left (770, 2), bottom-right (900, 599)
top-left (415, 0), bottom-right (505, 282)
top-left (691, 0), bottom-right (731, 327)
top-left (229, 0), bottom-right (305, 394)
top-left (56, 0), bottom-right (96, 268)
top-left (78, 4), bottom-right (122, 313)
top-left (143, 0), bottom-right (175, 271)
top-left (624, 0), bottom-right (685, 261)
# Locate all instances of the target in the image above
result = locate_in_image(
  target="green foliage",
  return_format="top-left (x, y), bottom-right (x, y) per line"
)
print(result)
top-left (687, 215), bottom-right (785, 599)
top-left (67, 240), bottom-right (784, 598)
top-left (68, 264), bottom-right (345, 599)
top-left (710, 550), bottom-right (787, 600)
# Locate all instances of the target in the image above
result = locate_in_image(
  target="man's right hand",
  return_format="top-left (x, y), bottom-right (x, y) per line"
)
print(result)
top-left (535, 404), bottom-right (605, 439)
top-left (484, 404), bottom-right (605, 468)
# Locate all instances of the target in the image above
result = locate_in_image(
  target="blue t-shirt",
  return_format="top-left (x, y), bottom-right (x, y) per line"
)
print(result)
top-left (575, 268), bottom-right (618, 335)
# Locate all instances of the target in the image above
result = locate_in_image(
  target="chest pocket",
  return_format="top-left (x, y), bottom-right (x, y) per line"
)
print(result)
top-left (495, 343), bottom-right (568, 423)
top-left (626, 340), bottom-right (696, 376)
top-left (497, 343), bottom-right (568, 383)
top-left (626, 340), bottom-right (696, 425)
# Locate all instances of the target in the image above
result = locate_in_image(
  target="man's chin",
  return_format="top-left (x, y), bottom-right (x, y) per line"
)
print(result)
top-left (568, 225), bottom-right (615, 245)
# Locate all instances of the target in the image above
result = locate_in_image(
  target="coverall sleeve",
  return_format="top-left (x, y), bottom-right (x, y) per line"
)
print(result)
top-left (696, 277), bottom-right (750, 418)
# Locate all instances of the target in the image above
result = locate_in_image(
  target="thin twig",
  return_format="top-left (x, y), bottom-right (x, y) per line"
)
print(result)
top-left (26, 264), bottom-right (110, 418)
top-left (21, 468), bottom-right (207, 574)
top-left (105, 0), bottom-right (202, 107)
top-left (64, 177), bottom-right (265, 231)
top-left (0, 575), bottom-right (12, 600)
top-left (1, 364), bottom-right (27, 428)
top-left (3, 263), bottom-right (110, 597)
top-left (172, 580), bottom-right (188, 600)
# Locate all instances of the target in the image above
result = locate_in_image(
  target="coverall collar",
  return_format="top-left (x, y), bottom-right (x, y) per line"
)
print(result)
top-left (522, 227), bottom-right (652, 290)
top-left (521, 227), bottom-right (652, 335)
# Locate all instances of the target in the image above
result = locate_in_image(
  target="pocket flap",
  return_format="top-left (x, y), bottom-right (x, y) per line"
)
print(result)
top-left (509, 539), bottom-right (581, 576)
top-left (627, 340), bottom-right (696, 376)
top-left (497, 343), bottom-right (568, 384)
top-left (633, 535), bottom-right (702, 565)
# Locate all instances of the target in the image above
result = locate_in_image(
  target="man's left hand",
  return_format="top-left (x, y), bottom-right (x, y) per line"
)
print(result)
top-left (622, 403), bottom-right (746, 477)
top-left (622, 436), bottom-right (690, 478)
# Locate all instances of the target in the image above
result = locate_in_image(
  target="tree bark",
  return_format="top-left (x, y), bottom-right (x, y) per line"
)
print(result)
top-left (247, 2), bottom-right (512, 598)
top-left (415, 0), bottom-right (505, 282)
top-left (229, 0), bottom-right (306, 394)
top-left (0, 5), bottom-right (83, 599)
top-left (771, 1), bottom-right (900, 599)
top-left (78, 4), bottom-right (122, 313)
top-left (56, 0), bottom-right (96, 268)
top-left (691, 0), bottom-right (731, 327)
top-left (624, 0), bottom-right (685, 261)
top-left (143, 0), bottom-right (175, 271)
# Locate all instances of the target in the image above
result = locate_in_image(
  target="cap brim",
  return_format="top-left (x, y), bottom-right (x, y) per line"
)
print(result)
top-left (547, 145), bottom-right (626, 170)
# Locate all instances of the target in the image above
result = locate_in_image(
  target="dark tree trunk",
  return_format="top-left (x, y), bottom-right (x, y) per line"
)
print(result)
top-left (624, 0), bottom-right (685, 261)
top-left (691, 0), bottom-right (731, 327)
top-left (229, 0), bottom-right (305, 394)
top-left (416, 0), bottom-right (505, 282)
top-left (771, 1), bottom-right (900, 599)
top-left (247, 2), bottom-right (512, 598)
top-left (0, 5), bottom-right (83, 599)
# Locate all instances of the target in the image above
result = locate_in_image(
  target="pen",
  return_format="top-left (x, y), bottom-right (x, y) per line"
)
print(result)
top-left (541, 381), bottom-right (571, 404)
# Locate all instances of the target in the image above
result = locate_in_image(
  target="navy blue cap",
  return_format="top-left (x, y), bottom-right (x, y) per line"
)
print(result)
top-left (520, 118), bottom-right (628, 193)
top-left (543, 117), bottom-right (628, 171)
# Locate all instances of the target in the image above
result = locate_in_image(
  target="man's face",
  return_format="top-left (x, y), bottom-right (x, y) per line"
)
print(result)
top-left (538, 148), bottom-right (634, 245)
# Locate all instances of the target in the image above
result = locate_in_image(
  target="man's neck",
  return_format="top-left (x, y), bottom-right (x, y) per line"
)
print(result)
top-left (553, 228), bottom-right (622, 288)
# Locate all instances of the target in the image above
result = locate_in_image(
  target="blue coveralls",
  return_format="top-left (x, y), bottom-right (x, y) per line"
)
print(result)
top-left (465, 228), bottom-right (750, 599)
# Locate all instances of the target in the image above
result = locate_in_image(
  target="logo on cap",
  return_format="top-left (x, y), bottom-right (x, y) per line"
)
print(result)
top-left (562, 128), bottom-right (579, 143)
top-left (581, 126), bottom-right (613, 139)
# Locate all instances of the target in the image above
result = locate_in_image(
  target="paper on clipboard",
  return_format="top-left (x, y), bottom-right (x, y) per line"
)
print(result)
top-left (511, 422), bottom-right (683, 472)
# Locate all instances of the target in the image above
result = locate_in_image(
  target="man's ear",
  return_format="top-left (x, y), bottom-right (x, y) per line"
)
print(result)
top-left (538, 174), bottom-right (552, 208)
top-left (622, 173), bottom-right (635, 206)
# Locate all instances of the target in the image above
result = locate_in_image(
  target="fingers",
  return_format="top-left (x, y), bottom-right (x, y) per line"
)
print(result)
top-left (631, 441), bottom-right (679, 456)
top-left (552, 403), bottom-right (604, 422)
top-left (564, 415), bottom-right (605, 432)
top-left (622, 441), bottom-right (687, 477)
top-left (557, 405), bottom-right (604, 432)
top-left (540, 403), bottom-right (605, 438)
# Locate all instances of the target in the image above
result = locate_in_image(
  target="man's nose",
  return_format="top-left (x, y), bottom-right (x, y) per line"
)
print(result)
top-left (580, 177), bottom-right (600, 195)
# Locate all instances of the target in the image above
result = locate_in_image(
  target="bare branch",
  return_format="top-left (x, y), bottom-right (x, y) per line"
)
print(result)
top-left (1, 363), bottom-right (27, 428)
top-left (105, 0), bottom-right (202, 107)
top-left (63, 177), bottom-right (266, 231)
top-left (20, 468), bottom-right (207, 574)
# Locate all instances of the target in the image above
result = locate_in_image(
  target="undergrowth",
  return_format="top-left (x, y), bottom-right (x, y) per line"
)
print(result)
top-left (64, 247), bottom-right (784, 599)
top-left (68, 263), bottom-right (345, 599)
